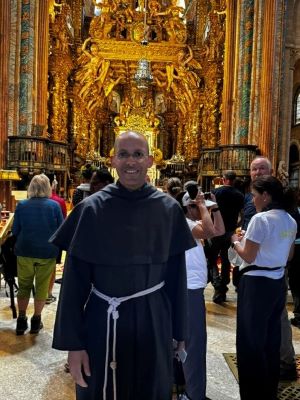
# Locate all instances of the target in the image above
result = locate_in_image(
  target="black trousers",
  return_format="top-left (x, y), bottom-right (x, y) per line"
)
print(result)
top-left (288, 244), bottom-right (300, 318)
top-left (237, 275), bottom-right (286, 400)
top-left (206, 231), bottom-right (233, 292)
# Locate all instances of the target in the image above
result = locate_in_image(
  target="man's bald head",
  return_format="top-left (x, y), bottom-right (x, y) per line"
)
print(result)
top-left (114, 131), bottom-right (149, 155)
top-left (111, 130), bottom-right (153, 190)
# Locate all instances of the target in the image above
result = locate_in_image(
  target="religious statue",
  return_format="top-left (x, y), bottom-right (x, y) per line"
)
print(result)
top-left (153, 0), bottom-right (186, 43)
top-left (155, 93), bottom-right (167, 114)
top-left (55, 30), bottom-right (69, 53)
top-left (77, 38), bottom-right (110, 101)
top-left (149, 0), bottom-right (161, 18)
top-left (49, 0), bottom-right (62, 24)
top-left (114, 0), bottom-right (135, 39)
top-left (103, 71), bottom-right (122, 98)
top-left (109, 91), bottom-right (121, 113)
top-left (90, 0), bottom-right (117, 38)
top-left (153, 46), bottom-right (201, 115)
top-left (120, 96), bottom-right (131, 119)
top-left (277, 160), bottom-right (289, 187)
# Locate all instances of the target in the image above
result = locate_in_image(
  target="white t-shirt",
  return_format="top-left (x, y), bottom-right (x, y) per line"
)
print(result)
top-left (185, 218), bottom-right (208, 289)
top-left (243, 209), bottom-right (297, 279)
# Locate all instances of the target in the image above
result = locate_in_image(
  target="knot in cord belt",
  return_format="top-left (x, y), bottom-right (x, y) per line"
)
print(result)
top-left (91, 281), bottom-right (165, 400)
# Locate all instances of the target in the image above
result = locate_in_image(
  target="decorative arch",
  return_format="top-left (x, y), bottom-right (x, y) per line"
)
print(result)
top-left (289, 140), bottom-right (300, 187)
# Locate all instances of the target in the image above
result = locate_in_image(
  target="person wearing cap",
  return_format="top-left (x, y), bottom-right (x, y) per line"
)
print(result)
top-left (177, 189), bottom-right (225, 400)
top-left (206, 170), bottom-right (244, 304)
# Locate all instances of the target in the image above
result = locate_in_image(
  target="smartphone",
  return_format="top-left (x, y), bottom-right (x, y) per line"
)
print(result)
top-left (204, 192), bottom-right (211, 200)
top-left (186, 184), bottom-right (199, 200)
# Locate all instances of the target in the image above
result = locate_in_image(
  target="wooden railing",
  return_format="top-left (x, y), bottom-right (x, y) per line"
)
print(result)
top-left (7, 136), bottom-right (69, 173)
top-left (199, 144), bottom-right (258, 176)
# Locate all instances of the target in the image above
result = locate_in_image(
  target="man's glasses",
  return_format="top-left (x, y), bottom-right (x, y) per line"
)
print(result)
top-left (116, 151), bottom-right (147, 160)
top-left (189, 204), bottom-right (198, 209)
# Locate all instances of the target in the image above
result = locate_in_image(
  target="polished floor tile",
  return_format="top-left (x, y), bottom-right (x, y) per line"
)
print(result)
top-left (1, 279), bottom-right (300, 400)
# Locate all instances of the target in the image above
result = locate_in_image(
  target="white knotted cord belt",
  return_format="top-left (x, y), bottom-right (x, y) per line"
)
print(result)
top-left (91, 281), bottom-right (165, 400)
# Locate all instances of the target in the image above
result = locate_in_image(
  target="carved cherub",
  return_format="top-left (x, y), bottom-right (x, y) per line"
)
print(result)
top-left (153, 0), bottom-right (186, 43)
top-left (49, 0), bottom-right (62, 24)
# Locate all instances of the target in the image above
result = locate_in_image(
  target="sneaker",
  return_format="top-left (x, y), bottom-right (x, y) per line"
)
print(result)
top-left (16, 316), bottom-right (28, 335)
top-left (30, 316), bottom-right (43, 334)
top-left (212, 291), bottom-right (226, 304)
top-left (45, 294), bottom-right (56, 304)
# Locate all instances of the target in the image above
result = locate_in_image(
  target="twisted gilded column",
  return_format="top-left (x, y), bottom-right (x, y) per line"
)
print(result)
top-left (234, 0), bottom-right (255, 144)
top-left (258, 0), bottom-right (277, 159)
top-left (19, 0), bottom-right (35, 136)
top-left (0, 0), bottom-right (10, 167)
top-left (220, 0), bottom-right (237, 145)
top-left (33, 0), bottom-right (49, 133)
top-left (259, 0), bottom-right (284, 164)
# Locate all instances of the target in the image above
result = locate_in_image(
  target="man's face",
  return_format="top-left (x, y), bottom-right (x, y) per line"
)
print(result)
top-left (111, 133), bottom-right (153, 190)
top-left (250, 158), bottom-right (272, 181)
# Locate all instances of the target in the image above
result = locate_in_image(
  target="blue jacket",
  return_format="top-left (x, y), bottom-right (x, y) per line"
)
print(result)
top-left (12, 197), bottom-right (64, 259)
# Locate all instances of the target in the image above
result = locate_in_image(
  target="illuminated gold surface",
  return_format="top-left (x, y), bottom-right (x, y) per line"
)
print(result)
top-left (45, 1), bottom-right (226, 163)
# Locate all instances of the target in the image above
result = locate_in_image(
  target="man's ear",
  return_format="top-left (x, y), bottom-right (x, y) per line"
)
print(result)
top-left (147, 155), bottom-right (154, 168)
top-left (111, 156), bottom-right (116, 168)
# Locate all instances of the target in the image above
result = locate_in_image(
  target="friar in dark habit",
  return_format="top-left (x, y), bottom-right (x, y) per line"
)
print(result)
top-left (51, 130), bottom-right (196, 400)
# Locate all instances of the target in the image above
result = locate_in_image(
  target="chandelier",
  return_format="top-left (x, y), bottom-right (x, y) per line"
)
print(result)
top-left (133, 0), bottom-right (153, 90)
top-left (134, 57), bottom-right (153, 90)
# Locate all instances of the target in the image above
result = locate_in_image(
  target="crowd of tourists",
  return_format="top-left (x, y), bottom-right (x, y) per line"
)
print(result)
top-left (6, 130), bottom-right (300, 400)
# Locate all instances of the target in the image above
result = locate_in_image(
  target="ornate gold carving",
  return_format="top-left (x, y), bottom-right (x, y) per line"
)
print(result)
top-left (47, 0), bottom-right (226, 173)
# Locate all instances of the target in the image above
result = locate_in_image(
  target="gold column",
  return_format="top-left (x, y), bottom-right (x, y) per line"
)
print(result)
top-left (0, 0), bottom-right (10, 168)
top-left (220, 0), bottom-right (237, 145)
top-left (33, 0), bottom-right (49, 133)
top-left (258, 0), bottom-right (277, 160)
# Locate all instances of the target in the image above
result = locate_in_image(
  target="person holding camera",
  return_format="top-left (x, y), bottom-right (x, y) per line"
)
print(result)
top-left (177, 184), bottom-right (225, 400)
top-left (206, 170), bottom-right (244, 304)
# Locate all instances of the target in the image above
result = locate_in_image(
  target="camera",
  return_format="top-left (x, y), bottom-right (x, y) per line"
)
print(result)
top-left (186, 184), bottom-right (199, 200)
top-left (204, 192), bottom-right (212, 200)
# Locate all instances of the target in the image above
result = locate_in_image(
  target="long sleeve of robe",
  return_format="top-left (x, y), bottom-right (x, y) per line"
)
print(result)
top-left (51, 183), bottom-right (195, 400)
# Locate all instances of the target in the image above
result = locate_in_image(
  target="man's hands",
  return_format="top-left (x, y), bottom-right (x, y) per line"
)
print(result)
top-left (68, 350), bottom-right (91, 387)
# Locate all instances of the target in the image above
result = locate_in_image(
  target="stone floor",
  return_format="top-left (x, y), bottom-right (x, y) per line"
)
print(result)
top-left (1, 275), bottom-right (300, 400)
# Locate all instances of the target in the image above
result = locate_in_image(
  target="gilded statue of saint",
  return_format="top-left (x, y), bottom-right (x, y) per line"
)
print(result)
top-left (103, 71), bottom-right (122, 98)
top-left (153, 0), bottom-right (186, 43)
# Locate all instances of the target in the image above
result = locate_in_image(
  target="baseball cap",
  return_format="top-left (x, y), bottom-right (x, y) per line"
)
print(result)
top-left (183, 180), bottom-right (199, 191)
top-left (182, 192), bottom-right (217, 208)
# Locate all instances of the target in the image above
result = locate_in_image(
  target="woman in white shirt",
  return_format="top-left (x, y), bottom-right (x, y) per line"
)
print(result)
top-left (178, 189), bottom-right (225, 400)
top-left (231, 176), bottom-right (297, 400)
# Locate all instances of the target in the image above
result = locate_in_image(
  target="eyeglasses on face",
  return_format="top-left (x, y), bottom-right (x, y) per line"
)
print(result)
top-left (116, 151), bottom-right (147, 160)
top-left (188, 204), bottom-right (198, 209)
